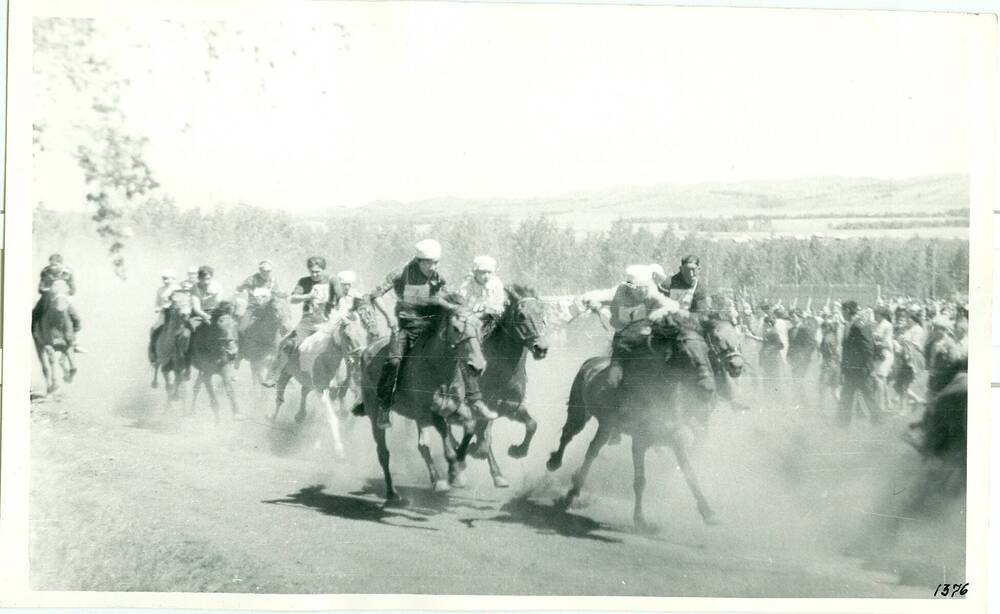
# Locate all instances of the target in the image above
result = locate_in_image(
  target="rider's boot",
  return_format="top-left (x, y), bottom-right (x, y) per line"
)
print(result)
top-left (375, 358), bottom-right (401, 429)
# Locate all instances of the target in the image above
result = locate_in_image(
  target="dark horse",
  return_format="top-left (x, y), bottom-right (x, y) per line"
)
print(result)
top-left (546, 313), bottom-right (744, 532)
top-left (356, 302), bottom-right (487, 505)
top-left (32, 280), bottom-right (80, 396)
top-left (466, 284), bottom-right (550, 488)
top-left (238, 288), bottom-right (291, 388)
top-left (189, 302), bottom-right (244, 423)
top-left (151, 301), bottom-right (193, 406)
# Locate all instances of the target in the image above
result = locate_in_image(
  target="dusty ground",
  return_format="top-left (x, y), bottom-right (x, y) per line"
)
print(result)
top-left (26, 241), bottom-right (965, 596)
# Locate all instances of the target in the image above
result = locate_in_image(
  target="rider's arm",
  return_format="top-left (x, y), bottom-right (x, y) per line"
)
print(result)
top-left (65, 270), bottom-right (77, 296)
top-left (367, 271), bottom-right (402, 330)
top-left (190, 294), bottom-right (211, 321)
top-left (289, 283), bottom-right (310, 304)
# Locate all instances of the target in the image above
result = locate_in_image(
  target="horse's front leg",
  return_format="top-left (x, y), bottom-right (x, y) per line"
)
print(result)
top-left (672, 431), bottom-right (720, 526)
top-left (271, 370), bottom-right (293, 421)
top-left (190, 372), bottom-right (204, 415)
top-left (371, 419), bottom-right (405, 507)
top-left (433, 414), bottom-right (465, 488)
top-left (295, 385), bottom-right (310, 424)
top-left (221, 364), bottom-right (244, 421)
top-left (203, 374), bottom-right (222, 424)
top-left (41, 347), bottom-right (58, 394)
top-left (508, 404), bottom-right (538, 459)
top-left (557, 420), bottom-right (611, 510)
top-left (416, 418), bottom-right (447, 492)
top-left (547, 401), bottom-right (591, 472)
top-left (632, 436), bottom-right (655, 533)
top-left (321, 388), bottom-right (346, 460)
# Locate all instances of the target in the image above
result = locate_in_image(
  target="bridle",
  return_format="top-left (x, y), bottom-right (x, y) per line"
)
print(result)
top-left (496, 295), bottom-right (544, 345)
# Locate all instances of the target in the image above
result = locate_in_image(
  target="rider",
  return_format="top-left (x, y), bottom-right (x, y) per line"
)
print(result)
top-left (368, 239), bottom-right (497, 430)
top-left (262, 256), bottom-right (332, 387)
top-left (659, 255), bottom-right (710, 313)
top-left (190, 265), bottom-right (223, 315)
top-left (148, 269), bottom-right (181, 363)
top-left (179, 266), bottom-right (200, 292)
top-left (237, 259), bottom-right (280, 294)
top-left (457, 255), bottom-right (506, 338)
top-left (33, 254), bottom-right (79, 348)
top-left (582, 265), bottom-right (680, 389)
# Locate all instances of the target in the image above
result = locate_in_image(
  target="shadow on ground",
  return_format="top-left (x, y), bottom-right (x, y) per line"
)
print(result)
top-left (262, 484), bottom-right (439, 531)
top-left (461, 495), bottom-right (623, 544)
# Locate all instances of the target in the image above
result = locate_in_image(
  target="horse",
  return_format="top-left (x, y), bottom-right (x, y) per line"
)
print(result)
top-left (356, 303), bottom-right (487, 504)
top-left (271, 312), bottom-right (369, 459)
top-left (32, 280), bottom-right (80, 396)
top-left (546, 312), bottom-right (744, 532)
top-left (189, 302), bottom-right (244, 423)
top-left (151, 303), bottom-right (192, 406)
top-left (237, 288), bottom-right (290, 388)
top-left (465, 284), bottom-right (550, 488)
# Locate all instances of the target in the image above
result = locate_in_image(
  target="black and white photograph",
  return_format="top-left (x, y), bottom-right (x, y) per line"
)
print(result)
top-left (1, 0), bottom-right (994, 611)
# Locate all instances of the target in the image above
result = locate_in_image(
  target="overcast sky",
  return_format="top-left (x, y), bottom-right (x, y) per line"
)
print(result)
top-left (32, 3), bottom-right (989, 213)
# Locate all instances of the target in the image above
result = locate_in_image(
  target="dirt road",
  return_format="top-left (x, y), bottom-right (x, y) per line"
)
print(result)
top-left (28, 343), bottom-right (962, 597)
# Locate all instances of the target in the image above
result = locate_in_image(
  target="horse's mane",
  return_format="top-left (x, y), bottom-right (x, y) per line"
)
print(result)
top-left (506, 284), bottom-right (538, 302)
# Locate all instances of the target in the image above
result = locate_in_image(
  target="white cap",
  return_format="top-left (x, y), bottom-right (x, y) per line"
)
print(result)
top-left (415, 239), bottom-right (442, 260)
top-left (472, 255), bottom-right (497, 272)
top-left (162, 269), bottom-right (177, 278)
top-left (624, 264), bottom-right (653, 287)
top-left (649, 263), bottom-right (665, 278)
top-left (336, 270), bottom-right (357, 285)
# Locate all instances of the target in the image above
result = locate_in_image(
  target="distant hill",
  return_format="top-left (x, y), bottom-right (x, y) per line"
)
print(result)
top-left (337, 174), bottom-right (969, 225)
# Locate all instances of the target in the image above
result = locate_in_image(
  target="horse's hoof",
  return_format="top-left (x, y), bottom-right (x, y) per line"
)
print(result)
top-left (64, 368), bottom-right (77, 383)
top-left (294, 411), bottom-right (307, 424)
top-left (449, 472), bottom-right (467, 488)
top-left (546, 454), bottom-right (563, 472)
top-left (493, 476), bottom-right (510, 489)
top-left (384, 495), bottom-right (410, 509)
top-left (699, 506), bottom-right (721, 526)
top-left (553, 495), bottom-right (572, 511)
top-left (507, 444), bottom-right (529, 459)
top-left (635, 518), bottom-right (659, 534)
top-left (151, 382), bottom-right (159, 390)
top-left (432, 479), bottom-right (451, 493)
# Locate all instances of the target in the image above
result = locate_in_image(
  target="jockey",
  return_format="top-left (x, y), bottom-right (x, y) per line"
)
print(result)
top-left (368, 239), bottom-right (497, 430)
top-left (237, 259), bottom-right (280, 295)
top-left (262, 256), bottom-right (332, 387)
top-left (582, 264), bottom-right (680, 389)
top-left (36, 279), bottom-right (82, 381)
top-left (660, 255), bottom-right (710, 313)
top-left (457, 255), bottom-right (506, 337)
top-left (179, 266), bottom-right (199, 292)
top-left (190, 265), bottom-right (223, 316)
top-left (32, 254), bottom-right (78, 345)
top-left (153, 269), bottom-right (181, 328)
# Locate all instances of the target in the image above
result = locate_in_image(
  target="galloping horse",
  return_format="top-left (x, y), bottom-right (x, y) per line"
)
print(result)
top-left (32, 279), bottom-right (80, 395)
top-left (467, 284), bottom-right (550, 488)
top-left (272, 312), bottom-right (368, 459)
top-left (151, 296), bottom-right (192, 405)
top-left (356, 303), bottom-right (487, 504)
top-left (547, 313), bottom-right (744, 532)
top-left (189, 302), bottom-right (244, 422)
top-left (238, 288), bottom-right (290, 387)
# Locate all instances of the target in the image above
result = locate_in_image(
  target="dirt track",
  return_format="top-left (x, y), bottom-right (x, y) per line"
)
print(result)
top-left (29, 341), bottom-right (963, 596)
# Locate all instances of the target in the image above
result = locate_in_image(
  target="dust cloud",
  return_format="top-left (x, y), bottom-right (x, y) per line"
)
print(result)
top-left (30, 234), bottom-right (964, 595)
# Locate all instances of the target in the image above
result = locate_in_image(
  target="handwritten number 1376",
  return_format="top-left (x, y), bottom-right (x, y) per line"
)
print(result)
top-left (934, 583), bottom-right (969, 597)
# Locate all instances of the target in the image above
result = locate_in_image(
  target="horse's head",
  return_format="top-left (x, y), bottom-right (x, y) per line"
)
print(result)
top-left (439, 302), bottom-right (488, 376)
top-left (703, 316), bottom-right (744, 378)
top-left (502, 285), bottom-right (549, 360)
top-left (250, 287), bottom-right (273, 307)
top-left (331, 312), bottom-right (369, 357)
